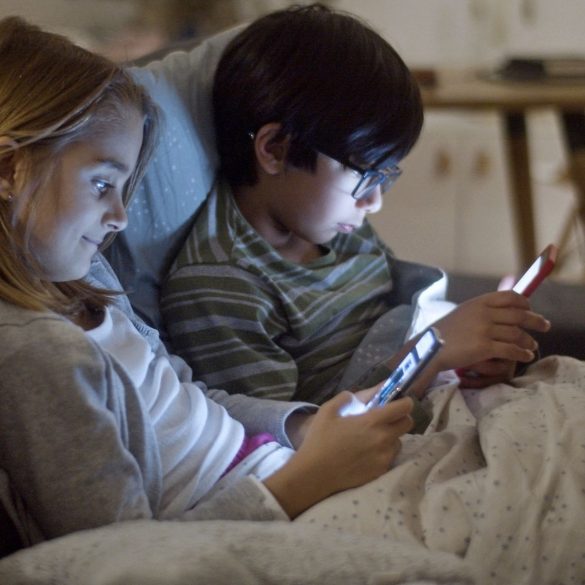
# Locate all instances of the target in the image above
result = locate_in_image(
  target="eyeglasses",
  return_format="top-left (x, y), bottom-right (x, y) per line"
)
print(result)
top-left (346, 160), bottom-right (402, 200)
top-left (318, 149), bottom-right (402, 200)
top-left (247, 130), bottom-right (402, 200)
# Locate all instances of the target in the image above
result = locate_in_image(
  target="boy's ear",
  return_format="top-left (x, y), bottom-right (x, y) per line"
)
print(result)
top-left (252, 122), bottom-right (290, 175)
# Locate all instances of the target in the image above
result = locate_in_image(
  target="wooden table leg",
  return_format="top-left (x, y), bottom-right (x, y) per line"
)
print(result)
top-left (559, 112), bottom-right (585, 271)
top-left (504, 112), bottom-right (537, 270)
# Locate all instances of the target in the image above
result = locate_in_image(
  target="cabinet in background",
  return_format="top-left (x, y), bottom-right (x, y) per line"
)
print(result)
top-left (370, 111), bottom-right (579, 279)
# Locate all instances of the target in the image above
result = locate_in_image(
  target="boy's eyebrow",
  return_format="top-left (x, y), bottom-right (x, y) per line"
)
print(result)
top-left (95, 158), bottom-right (130, 173)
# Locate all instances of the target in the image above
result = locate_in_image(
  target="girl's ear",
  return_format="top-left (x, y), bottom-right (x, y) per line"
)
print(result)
top-left (0, 136), bottom-right (18, 201)
top-left (252, 122), bottom-right (290, 175)
top-left (0, 164), bottom-right (15, 202)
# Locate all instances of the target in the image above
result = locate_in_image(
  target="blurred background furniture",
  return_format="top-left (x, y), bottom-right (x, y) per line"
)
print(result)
top-left (421, 70), bottom-right (585, 272)
top-left (2, 0), bottom-right (584, 360)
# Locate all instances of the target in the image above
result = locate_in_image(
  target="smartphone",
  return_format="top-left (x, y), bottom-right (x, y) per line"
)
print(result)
top-left (339, 327), bottom-right (443, 417)
top-left (367, 327), bottom-right (444, 409)
top-left (511, 243), bottom-right (557, 297)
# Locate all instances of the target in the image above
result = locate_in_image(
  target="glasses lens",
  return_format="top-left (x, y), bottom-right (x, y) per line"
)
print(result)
top-left (353, 166), bottom-right (401, 200)
top-left (353, 173), bottom-right (382, 199)
top-left (382, 165), bottom-right (402, 190)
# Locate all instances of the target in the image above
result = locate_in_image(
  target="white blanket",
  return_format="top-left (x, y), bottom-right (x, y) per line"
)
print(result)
top-left (0, 520), bottom-right (472, 585)
top-left (1, 355), bottom-right (584, 585)
top-left (298, 355), bottom-right (585, 584)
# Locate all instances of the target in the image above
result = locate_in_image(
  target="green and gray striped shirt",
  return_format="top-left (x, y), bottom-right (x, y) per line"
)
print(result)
top-left (162, 181), bottom-right (406, 403)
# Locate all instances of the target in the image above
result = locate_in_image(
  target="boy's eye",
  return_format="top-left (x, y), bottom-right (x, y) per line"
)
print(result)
top-left (344, 165), bottom-right (362, 179)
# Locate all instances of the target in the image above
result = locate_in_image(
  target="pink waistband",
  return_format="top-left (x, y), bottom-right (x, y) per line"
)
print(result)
top-left (222, 432), bottom-right (277, 476)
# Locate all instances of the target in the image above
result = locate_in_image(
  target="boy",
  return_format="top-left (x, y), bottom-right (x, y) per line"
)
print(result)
top-left (161, 4), bottom-right (547, 403)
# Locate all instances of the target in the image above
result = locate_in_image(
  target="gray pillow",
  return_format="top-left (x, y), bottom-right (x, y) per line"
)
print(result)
top-left (104, 26), bottom-right (244, 335)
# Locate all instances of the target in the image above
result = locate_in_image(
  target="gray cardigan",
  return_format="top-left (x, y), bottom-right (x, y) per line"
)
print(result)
top-left (0, 254), bottom-right (314, 557)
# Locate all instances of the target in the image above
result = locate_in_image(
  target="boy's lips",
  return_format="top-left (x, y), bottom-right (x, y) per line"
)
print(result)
top-left (337, 223), bottom-right (357, 233)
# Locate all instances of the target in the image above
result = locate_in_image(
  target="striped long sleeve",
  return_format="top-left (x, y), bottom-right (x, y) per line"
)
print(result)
top-left (162, 181), bottom-right (397, 403)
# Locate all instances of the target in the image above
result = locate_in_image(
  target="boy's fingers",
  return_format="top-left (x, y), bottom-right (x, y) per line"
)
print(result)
top-left (525, 313), bottom-right (551, 332)
top-left (489, 325), bottom-right (538, 350)
top-left (491, 342), bottom-right (535, 363)
top-left (488, 307), bottom-right (549, 330)
top-left (484, 290), bottom-right (531, 308)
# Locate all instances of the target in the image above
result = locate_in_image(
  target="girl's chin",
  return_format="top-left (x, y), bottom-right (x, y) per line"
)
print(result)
top-left (46, 262), bottom-right (92, 283)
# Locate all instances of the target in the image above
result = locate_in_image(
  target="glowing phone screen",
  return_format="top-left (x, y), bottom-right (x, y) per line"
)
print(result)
top-left (512, 257), bottom-right (543, 294)
top-left (367, 328), bottom-right (442, 409)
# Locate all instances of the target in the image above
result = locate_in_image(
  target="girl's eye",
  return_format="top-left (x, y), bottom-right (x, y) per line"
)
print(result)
top-left (94, 179), bottom-right (112, 196)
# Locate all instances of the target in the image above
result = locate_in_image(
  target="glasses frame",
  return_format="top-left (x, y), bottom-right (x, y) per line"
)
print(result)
top-left (344, 159), bottom-right (403, 200)
top-left (248, 130), bottom-right (403, 201)
top-left (317, 148), bottom-right (402, 200)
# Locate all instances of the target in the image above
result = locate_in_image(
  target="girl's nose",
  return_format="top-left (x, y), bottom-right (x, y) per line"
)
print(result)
top-left (105, 199), bottom-right (128, 232)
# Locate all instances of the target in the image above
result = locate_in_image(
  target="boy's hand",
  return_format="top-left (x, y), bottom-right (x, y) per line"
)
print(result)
top-left (432, 291), bottom-right (550, 373)
top-left (457, 358), bottom-right (516, 388)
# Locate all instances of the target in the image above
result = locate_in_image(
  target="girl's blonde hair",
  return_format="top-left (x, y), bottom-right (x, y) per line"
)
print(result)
top-left (0, 16), bottom-right (159, 317)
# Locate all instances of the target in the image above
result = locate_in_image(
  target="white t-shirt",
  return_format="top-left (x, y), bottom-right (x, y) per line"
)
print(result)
top-left (88, 306), bottom-right (294, 518)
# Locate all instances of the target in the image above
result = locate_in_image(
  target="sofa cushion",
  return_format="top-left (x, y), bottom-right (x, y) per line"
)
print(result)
top-left (103, 26), bottom-right (243, 335)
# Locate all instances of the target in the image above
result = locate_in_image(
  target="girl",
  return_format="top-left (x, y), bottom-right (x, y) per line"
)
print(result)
top-left (0, 16), bottom-right (413, 556)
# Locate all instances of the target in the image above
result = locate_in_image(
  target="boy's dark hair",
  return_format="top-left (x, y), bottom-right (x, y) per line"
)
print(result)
top-left (213, 3), bottom-right (423, 187)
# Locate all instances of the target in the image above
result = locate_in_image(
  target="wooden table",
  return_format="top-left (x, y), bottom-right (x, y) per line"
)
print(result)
top-left (420, 70), bottom-right (585, 270)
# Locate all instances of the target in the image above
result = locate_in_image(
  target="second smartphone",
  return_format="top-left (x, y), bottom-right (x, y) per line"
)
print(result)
top-left (340, 326), bottom-right (444, 417)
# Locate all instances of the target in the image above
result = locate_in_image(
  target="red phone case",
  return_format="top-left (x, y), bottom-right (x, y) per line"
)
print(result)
top-left (511, 243), bottom-right (557, 298)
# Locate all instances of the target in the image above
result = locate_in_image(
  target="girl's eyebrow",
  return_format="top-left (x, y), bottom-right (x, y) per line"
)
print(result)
top-left (95, 158), bottom-right (130, 173)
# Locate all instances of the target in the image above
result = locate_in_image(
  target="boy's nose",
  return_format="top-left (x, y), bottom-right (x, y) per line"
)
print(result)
top-left (357, 186), bottom-right (383, 214)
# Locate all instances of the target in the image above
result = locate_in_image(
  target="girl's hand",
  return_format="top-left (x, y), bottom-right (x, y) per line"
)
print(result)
top-left (285, 385), bottom-right (381, 448)
top-left (264, 391), bottom-right (413, 518)
top-left (432, 291), bottom-right (550, 372)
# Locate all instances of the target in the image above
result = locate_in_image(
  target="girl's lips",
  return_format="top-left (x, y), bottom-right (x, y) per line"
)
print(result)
top-left (337, 223), bottom-right (356, 234)
top-left (82, 236), bottom-right (102, 246)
